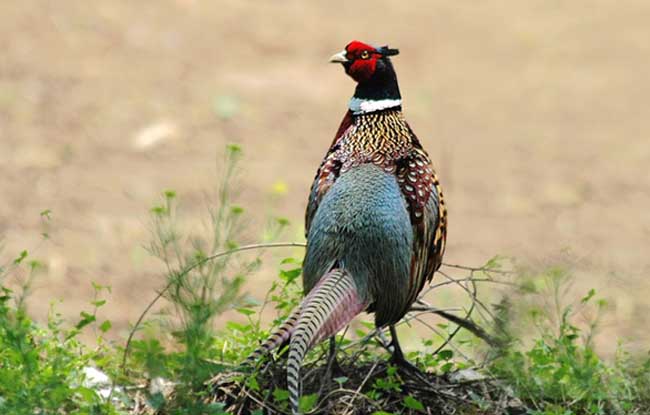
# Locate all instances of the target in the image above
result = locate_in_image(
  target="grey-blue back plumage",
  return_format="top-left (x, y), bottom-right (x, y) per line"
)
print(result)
top-left (302, 163), bottom-right (414, 327)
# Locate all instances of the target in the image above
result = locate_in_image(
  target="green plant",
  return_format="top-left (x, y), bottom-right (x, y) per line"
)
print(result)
top-left (368, 365), bottom-right (402, 400)
top-left (213, 255), bottom-right (304, 366)
top-left (0, 250), bottom-right (118, 414)
top-left (489, 266), bottom-right (643, 415)
top-left (125, 144), bottom-right (291, 412)
top-left (2, 147), bottom-right (648, 415)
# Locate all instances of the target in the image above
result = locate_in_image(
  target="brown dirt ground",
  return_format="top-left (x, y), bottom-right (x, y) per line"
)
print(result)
top-left (1, 1), bottom-right (649, 356)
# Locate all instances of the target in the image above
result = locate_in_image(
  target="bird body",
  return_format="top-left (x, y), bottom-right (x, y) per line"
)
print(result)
top-left (304, 161), bottom-right (413, 325)
top-left (247, 40), bottom-right (447, 414)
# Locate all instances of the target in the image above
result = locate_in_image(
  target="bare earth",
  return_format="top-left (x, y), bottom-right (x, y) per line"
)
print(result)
top-left (1, 1), bottom-right (649, 355)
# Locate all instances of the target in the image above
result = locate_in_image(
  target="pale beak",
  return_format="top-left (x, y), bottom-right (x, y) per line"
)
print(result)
top-left (329, 50), bottom-right (348, 63)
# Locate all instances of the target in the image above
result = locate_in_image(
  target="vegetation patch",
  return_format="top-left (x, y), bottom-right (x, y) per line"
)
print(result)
top-left (1, 147), bottom-right (648, 415)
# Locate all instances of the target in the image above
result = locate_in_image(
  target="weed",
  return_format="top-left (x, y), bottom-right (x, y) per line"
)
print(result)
top-left (489, 266), bottom-right (647, 414)
top-left (0, 252), bottom-right (118, 414)
top-left (125, 144), bottom-right (291, 412)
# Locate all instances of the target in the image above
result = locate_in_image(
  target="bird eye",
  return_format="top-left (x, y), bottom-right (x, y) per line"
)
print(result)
top-left (360, 50), bottom-right (370, 60)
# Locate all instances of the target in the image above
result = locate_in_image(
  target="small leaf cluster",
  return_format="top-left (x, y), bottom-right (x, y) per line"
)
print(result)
top-left (490, 266), bottom-right (647, 415)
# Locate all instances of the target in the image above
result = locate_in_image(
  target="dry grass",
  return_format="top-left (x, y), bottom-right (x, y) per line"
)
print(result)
top-left (1, 1), bottom-right (649, 355)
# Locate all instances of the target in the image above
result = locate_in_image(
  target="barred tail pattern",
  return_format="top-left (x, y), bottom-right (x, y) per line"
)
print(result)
top-left (287, 269), bottom-right (366, 414)
top-left (243, 305), bottom-right (302, 366)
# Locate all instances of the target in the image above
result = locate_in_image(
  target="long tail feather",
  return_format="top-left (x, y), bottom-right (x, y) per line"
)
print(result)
top-left (243, 305), bottom-right (302, 367)
top-left (288, 269), bottom-right (366, 414)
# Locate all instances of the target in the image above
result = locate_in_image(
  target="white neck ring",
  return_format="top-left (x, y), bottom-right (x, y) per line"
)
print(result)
top-left (348, 97), bottom-right (402, 115)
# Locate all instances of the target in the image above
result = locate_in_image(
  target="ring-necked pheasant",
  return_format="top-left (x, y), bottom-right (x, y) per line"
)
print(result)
top-left (248, 40), bottom-right (447, 414)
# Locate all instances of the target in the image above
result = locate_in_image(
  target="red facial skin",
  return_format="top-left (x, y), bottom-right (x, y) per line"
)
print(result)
top-left (344, 40), bottom-right (381, 82)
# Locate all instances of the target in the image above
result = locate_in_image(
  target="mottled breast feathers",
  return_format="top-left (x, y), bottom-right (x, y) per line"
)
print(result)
top-left (305, 109), bottom-right (447, 323)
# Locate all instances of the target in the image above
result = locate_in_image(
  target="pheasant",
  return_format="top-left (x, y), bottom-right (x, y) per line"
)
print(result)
top-left (248, 40), bottom-right (447, 414)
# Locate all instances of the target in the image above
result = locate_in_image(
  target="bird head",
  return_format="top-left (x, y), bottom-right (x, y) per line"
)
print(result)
top-left (330, 40), bottom-right (402, 114)
top-left (330, 40), bottom-right (400, 83)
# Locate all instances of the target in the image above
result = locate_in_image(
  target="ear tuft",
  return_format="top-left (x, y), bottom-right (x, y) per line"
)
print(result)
top-left (381, 46), bottom-right (400, 57)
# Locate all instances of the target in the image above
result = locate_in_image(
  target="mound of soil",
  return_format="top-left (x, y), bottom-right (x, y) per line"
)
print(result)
top-left (207, 359), bottom-right (528, 415)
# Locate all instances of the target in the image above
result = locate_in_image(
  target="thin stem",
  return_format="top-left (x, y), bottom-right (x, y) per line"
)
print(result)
top-left (109, 241), bottom-right (306, 399)
top-left (441, 262), bottom-right (512, 275)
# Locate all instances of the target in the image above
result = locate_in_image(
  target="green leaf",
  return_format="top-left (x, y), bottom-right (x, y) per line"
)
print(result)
top-left (150, 205), bottom-right (166, 215)
top-left (403, 395), bottom-right (425, 411)
top-left (440, 362), bottom-right (454, 373)
top-left (276, 217), bottom-right (290, 226)
top-left (334, 376), bottom-right (348, 385)
top-left (75, 311), bottom-right (96, 330)
top-left (76, 386), bottom-right (100, 403)
top-left (581, 288), bottom-right (596, 304)
top-left (236, 307), bottom-right (255, 316)
top-left (247, 375), bottom-right (260, 391)
top-left (299, 393), bottom-right (318, 412)
top-left (226, 321), bottom-right (249, 332)
top-left (225, 240), bottom-right (239, 250)
top-left (279, 268), bottom-right (301, 284)
top-left (484, 254), bottom-right (504, 270)
top-left (360, 321), bottom-right (374, 329)
top-left (13, 250), bottom-right (28, 264)
top-left (438, 349), bottom-right (453, 360)
top-left (273, 388), bottom-right (290, 402)
top-left (28, 259), bottom-right (43, 271)
top-left (226, 143), bottom-right (242, 154)
top-left (91, 281), bottom-right (111, 292)
top-left (205, 402), bottom-right (227, 414)
top-left (99, 320), bottom-right (112, 333)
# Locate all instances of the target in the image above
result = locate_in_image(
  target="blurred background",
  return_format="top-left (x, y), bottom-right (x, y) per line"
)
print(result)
top-left (1, 1), bottom-right (649, 355)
